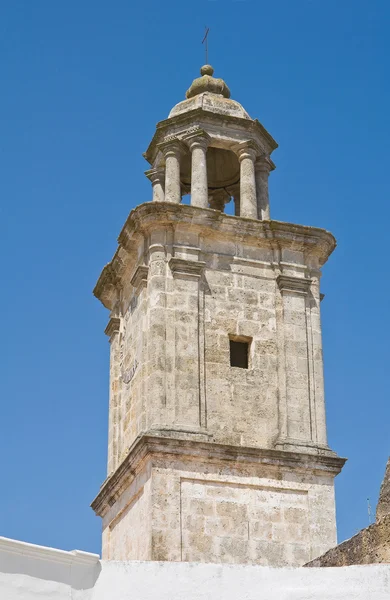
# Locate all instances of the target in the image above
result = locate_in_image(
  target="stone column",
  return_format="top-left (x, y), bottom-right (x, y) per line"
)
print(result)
top-left (160, 140), bottom-right (183, 204)
top-left (145, 168), bottom-right (165, 202)
top-left (255, 156), bottom-right (273, 220)
top-left (184, 131), bottom-right (210, 208)
top-left (237, 143), bottom-right (258, 219)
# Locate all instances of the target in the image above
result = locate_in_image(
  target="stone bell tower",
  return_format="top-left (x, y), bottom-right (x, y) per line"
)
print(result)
top-left (91, 65), bottom-right (345, 566)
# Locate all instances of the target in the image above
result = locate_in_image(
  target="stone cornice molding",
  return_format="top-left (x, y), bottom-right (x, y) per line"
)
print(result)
top-left (93, 262), bottom-right (121, 310)
top-left (91, 434), bottom-right (347, 517)
top-left (169, 257), bottom-right (206, 278)
top-left (144, 168), bottom-right (165, 184)
top-left (126, 203), bottom-right (336, 262)
top-left (277, 274), bottom-right (312, 295)
top-left (0, 536), bottom-right (99, 566)
top-left (104, 317), bottom-right (121, 339)
top-left (94, 203), bottom-right (336, 309)
top-left (144, 107), bottom-right (278, 166)
top-left (130, 265), bottom-right (149, 290)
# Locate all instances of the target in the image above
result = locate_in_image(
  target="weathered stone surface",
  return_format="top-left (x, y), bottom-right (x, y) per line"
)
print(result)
top-left (306, 458), bottom-right (390, 567)
top-left (305, 514), bottom-right (390, 567)
top-left (92, 435), bottom-right (344, 564)
top-left (92, 200), bottom-right (344, 565)
top-left (377, 458), bottom-right (390, 521)
top-left (143, 65), bottom-right (277, 220)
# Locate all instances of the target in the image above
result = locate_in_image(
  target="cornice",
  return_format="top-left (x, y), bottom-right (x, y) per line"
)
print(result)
top-left (93, 262), bottom-right (120, 310)
top-left (91, 434), bottom-right (346, 517)
top-left (144, 107), bottom-right (278, 165)
top-left (94, 203), bottom-right (336, 310)
top-left (125, 203), bottom-right (336, 262)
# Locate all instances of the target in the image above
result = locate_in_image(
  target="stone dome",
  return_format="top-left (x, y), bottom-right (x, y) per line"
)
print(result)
top-left (168, 65), bottom-right (251, 120)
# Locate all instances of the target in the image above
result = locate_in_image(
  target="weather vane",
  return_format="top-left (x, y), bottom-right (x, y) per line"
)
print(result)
top-left (202, 26), bottom-right (210, 64)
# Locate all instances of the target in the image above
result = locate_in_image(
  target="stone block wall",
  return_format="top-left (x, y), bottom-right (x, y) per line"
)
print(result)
top-left (101, 205), bottom-right (336, 470)
top-left (97, 438), bottom-right (341, 565)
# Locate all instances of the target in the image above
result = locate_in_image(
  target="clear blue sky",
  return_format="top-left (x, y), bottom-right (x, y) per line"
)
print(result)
top-left (1, 0), bottom-right (389, 554)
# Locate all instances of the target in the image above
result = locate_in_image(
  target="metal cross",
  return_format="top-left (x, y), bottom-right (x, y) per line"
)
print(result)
top-left (202, 26), bottom-right (210, 64)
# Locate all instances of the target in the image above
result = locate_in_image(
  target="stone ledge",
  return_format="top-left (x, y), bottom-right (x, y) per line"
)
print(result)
top-left (94, 202), bottom-right (336, 309)
top-left (91, 434), bottom-right (346, 518)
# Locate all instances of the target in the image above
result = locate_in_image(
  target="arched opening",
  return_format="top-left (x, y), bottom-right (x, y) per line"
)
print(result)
top-left (179, 147), bottom-right (240, 213)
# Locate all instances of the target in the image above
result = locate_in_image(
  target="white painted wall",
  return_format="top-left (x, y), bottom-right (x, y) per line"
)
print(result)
top-left (0, 537), bottom-right (100, 600)
top-left (1, 536), bottom-right (389, 600)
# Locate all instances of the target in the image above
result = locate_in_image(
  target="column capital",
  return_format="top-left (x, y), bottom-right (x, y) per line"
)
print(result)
top-left (277, 274), bottom-right (312, 295)
top-left (255, 155), bottom-right (275, 173)
top-left (183, 129), bottom-right (211, 151)
top-left (145, 167), bottom-right (165, 185)
top-left (169, 257), bottom-right (206, 279)
top-left (104, 317), bottom-right (121, 340)
top-left (130, 265), bottom-right (149, 290)
top-left (234, 140), bottom-right (261, 162)
top-left (157, 138), bottom-right (186, 159)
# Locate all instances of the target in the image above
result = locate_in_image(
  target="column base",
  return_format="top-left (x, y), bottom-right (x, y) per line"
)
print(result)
top-left (274, 437), bottom-right (338, 457)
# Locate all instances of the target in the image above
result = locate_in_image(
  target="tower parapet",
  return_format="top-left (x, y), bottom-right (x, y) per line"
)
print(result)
top-left (92, 66), bottom-right (345, 566)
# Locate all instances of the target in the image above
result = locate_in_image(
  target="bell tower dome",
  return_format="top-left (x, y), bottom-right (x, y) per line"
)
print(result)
top-left (91, 66), bottom-right (345, 566)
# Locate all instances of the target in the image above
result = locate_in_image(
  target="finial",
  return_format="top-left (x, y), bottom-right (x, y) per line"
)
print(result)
top-left (200, 65), bottom-right (214, 76)
top-left (186, 65), bottom-right (231, 100)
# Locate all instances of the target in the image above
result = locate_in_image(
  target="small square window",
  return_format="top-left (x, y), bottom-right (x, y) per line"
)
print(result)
top-left (229, 339), bottom-right (249, 369)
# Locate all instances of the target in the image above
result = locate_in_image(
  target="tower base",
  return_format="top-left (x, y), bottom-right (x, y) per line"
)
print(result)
top-left (92, 434), bottom-right (345, 566)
